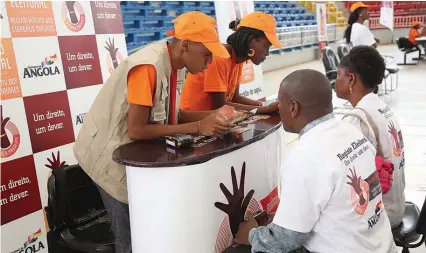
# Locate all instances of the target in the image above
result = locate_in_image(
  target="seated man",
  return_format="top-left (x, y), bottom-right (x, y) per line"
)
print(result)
top-left (233, 69), bottom-right (397, 253)
top-left (409, 21), bottom-right (426, 53)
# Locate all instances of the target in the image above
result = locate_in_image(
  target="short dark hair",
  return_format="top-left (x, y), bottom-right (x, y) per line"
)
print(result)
top-left (339, 45), bottom-right (386, 89)
top-left (227, 20), bottom-right (266, 58)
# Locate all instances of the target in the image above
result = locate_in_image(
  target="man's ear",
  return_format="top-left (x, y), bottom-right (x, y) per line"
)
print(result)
top-left (181, 40), bottom-right (190, 52)
top-left (290, 101), bottom-right (300, 118)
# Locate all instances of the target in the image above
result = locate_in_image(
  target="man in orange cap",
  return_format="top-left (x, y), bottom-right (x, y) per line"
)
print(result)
top-left (180, 11), bottom-right (282, 114)
top-left (409, 21), bottom-right (426, 53)
top-left (74, 11), bottom-right (233, 253)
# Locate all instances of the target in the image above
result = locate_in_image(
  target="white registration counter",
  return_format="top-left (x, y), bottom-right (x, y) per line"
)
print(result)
top-left (112, 115), bottom-right (298, 253)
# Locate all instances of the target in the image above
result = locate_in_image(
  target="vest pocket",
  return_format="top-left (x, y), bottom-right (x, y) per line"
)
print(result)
top-left (105, 162), bottom-right (126, 182)
top-left (75, 114), bottom-right (99, 158)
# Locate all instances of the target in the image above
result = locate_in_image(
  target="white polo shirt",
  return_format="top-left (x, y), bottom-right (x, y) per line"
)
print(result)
top-left (273, 117), bottom-right (397, 253)
top-left (350, 23), bottom-right (376, 47)
top-left (344, 93), bottom-right (406, 227)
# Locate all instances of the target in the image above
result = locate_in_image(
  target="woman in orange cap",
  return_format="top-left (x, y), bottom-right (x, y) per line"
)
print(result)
top-left (180, 11), bottom-right (282, 114)
top-left (344, 2), bottom-right (379, 48)
top-left (409, 21), bottom-right (426, 53)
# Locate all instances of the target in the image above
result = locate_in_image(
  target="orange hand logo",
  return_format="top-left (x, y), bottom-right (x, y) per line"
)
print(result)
top-left (388, 121), bottom-right (401, 157)
top-left (347, 167), bottom-right (370, 215)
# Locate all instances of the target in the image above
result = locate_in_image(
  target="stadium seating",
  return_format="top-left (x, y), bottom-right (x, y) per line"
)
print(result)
top-left (120, 1), bottom-right (318, 52)
top-left (121, 1), bottom-right (216, 52)
top-left (346, 1), bottom-right (426, 17)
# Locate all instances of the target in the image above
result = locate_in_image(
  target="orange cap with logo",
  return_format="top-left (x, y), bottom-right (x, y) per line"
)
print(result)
top-left (167, 11), bottom-right (230, 58)
top-left (237, 11), bottom-right (283, 48)
top-left (412, 21), bottom-right (422, 27)
top-left (350, 2), bottom-right (370, 13)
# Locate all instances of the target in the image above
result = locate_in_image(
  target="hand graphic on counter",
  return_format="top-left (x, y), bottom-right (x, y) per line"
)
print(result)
top-left (45, 151), bottom-right (68, 170)
top-left (105, 37), bottom-right (119, 69)
top-left (1, 105), bottom-right (11, 149)
top-left (347, 168), bottom-right (366, 206)
top-left (215, 162), bottom-right (255, 237)
top-left (66, 1), bottom-right (78, 24)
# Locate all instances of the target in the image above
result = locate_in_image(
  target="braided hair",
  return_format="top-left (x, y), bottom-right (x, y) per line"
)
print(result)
top-left (344, 8), bottom-right (363, 43)
top-left (339, 45), bottom-right (385, 89)
top-left (227, 19), bottom-right (266, 58)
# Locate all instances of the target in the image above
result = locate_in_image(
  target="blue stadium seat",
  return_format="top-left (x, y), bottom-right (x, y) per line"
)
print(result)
top-left (121, 1), bottom-right (315, 52)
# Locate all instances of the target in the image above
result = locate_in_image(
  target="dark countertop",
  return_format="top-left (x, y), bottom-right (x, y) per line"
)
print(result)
top-left (112, 114), bottom-right (282, 168)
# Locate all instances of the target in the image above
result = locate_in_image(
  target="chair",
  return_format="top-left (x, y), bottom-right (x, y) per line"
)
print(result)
top-left (337, 43), bottom-right (350, 60)
top-left (45, 165), bottom-right (115, 253)
top-left (392, 199), bottom-right (426, 253)
top-left (321, 47), bottom-right (339, 89)
top-left (396, 37), bottom-right (421, 65)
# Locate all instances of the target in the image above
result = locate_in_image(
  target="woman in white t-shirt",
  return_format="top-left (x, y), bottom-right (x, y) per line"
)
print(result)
top-left (344, 2), bottom-right (378, 48)
top-left (335, 45), bottom-right (406, 228)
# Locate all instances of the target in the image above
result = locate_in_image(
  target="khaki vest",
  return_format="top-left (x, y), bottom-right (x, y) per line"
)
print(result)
top-left (73, 40), bottom-right (185, 203)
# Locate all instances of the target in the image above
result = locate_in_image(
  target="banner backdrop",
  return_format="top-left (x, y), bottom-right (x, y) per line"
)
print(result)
top-left (214, 1), bottom-right (265, 100)
top-left (380, 1), bottom-right (394, 31)
top-left (0, 1), bottom-right (127, 252)
top-left (316, 1), bottom-right (328, 56)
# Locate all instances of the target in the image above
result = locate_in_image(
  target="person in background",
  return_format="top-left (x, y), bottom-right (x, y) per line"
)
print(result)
top-left (74, 12), bottom-right (234, 253)
top-left (409, 21), bottom-right (426, 54)
top-left (344, 2), bottom-right (379, 48)
top-left (233, 69), bottom-right (397, 253)
top-left (180, 11), bottom-right (282, 114)
top-left (334, 45), bottom-right (406, 228)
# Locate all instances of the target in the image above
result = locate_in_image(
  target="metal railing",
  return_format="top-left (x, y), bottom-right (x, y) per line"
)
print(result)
top-left (271, 23), bottom-right (346, 52)
top-left (369, 15), bottom-right (426, 29)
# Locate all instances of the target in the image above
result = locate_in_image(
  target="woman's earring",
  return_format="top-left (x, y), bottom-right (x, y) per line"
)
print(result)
top-left (349, 87), bottom-right (354, 94)
top-left (247, 49), bottom-right (255, 57)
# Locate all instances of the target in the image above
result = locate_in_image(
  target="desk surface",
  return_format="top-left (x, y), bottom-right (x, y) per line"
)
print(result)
top-left (416, 36), bottom-right (426, 42)
top-left (113, 115), bottom-right (282, 168)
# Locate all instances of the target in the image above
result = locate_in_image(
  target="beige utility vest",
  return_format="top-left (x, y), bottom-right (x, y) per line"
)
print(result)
top-left (73, 40), bottom-right (185, 203)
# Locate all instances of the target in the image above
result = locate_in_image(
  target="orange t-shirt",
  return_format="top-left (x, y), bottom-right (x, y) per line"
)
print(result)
top-left (180, 51), bottom-right (243, 111)
top-left (127, 45), bottom-right (178, 124)
top-left (409, 28), bottom-right (420, 45)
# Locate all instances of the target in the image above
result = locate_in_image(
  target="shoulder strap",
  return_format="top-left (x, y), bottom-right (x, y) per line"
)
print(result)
top-left (354, 107), bottom-right (383, 156)
top-left (342, 112), bottom-right (371, 139)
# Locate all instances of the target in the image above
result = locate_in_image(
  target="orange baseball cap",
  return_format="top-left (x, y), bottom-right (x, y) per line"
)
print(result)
top-left (167, 12), bottom-right (230, 58)
top-left (350, 2), bottom-right (370, 13)
top-left (237, 11), bottom-right (283, 48)
top-left (412, 21), bottom-right (422, 27)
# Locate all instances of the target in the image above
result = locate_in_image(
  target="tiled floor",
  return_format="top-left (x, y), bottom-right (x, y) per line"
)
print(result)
top-left (263, 45), bottom-right (426, 252)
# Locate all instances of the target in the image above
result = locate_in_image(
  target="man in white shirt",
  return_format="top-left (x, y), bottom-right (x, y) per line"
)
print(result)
top-left (233, 69), bottom-right (397, 253)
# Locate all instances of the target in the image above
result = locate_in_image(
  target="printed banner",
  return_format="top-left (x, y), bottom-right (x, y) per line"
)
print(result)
top-left (214, 1), bottom-right (265, 100)
top-left (0, 1), bottom-right (127, 252)
top-left (316, 2), bottom-right (328, 58)
top-left (380, 1), bottom-right (394, 31)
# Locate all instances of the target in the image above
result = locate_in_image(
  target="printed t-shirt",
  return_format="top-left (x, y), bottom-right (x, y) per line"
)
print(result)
top-left (273, 118), bottom-right (397, 253)
top-left (127, 45), bottom-right (178, 124)
top-left (350, 23), bottom-right (376, 47)
top-left (343, 93), bottom-right (405, 227)
top-left (180, 50), bottom-right (243, 111)
top-left (409, 28), bottom-right (420, 45)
